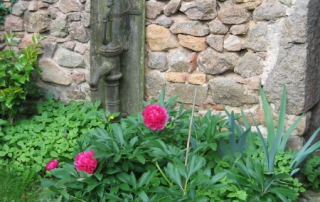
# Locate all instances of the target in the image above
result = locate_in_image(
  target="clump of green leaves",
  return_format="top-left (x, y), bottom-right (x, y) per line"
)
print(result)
top-left (0, 31), bottom-right (44, 124)
top-left (301, 154), bottom-right (320, 191)
top-left (0, 166), bottom-right (41, 201)
top-left (0, 93), bottom-right (118, 174)
top-left (0, 0), bottom-right (17, 26)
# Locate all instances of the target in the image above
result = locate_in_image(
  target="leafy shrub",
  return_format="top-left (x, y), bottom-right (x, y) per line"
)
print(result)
top-left (0, 31), bottom-right (44, 124)
top-left (41, 89), bottom-right (307, 201)
top-left (301, 154), bottom-right (320, 191)
top-left (0, 93), bottom-right (117, 174)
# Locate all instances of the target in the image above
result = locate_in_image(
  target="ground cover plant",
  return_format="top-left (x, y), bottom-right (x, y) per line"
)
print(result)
top-left (39, 87), bottom-right (319, 202)
top-left (0, 92), bottom-right (118, 174)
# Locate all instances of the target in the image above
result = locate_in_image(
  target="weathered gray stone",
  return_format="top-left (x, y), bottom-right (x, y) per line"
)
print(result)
top-left (39, 59), bottom-right (73, 86)
top-left (68, 21), bottom-right (90, 43)
top-left (243, 23), bottom-right (267, 52)
top-left (264, 44), bottom-right (308, 115)
top-left (58, 0), bottom-right (82, 14)
top-left (180, 0), bottom-right (217, 20)
top-left (146, 70), bottom-right (166, 99)
top-left (165, 83), bottom-right (208, 105)
top-left (234, 51), bottom-right (263, 78)
top-left (154, 15), bottom-right (173, 27)
top-left (286, 136), bottom-right (305, 151)
top-left (206, 34), bottom-right (224, 52)
top-left (66, 85), bottom-right (86, 100)
top-left (223, 35), bottom-right (242, 51)
top-left (71, 69), bottom-right (86, 84)
top-left (24, 10), bottom-right (50, 32)
top-left (54, 48), bottom-right (85, 68)
top-left (253, 1), bottom-right (287, 21)
top-left (43, 42), bottom-right (57, 58)
top-left (67, 12), bottom-right (81, 21)
top-left (170, 21), bottom-right (210, 36)
top-left (230, 24), bottom-right (249, 35)
top-left (85, 0), bottom-right (90, 13)
top-left (148, 52), bottom-right (168, 72)
top-left (11, 1), bottom-right (29, 16)
top-left (208, 20), bottom-right (229, 34)
top-left (48, 7), bottom-right (59, 19)
top-left (81, 12), bottom-right (90, 27)
top-left (209, 77), bottom-right (259, 106)
top-left (50, 17), bottom-right (68, 37)
top-left (218, 5), bottom-right (250, 24)
top-left (146, 1), bottom-right (165, 19)
top-left (198, 48), bottom-right (239, 75)
top-left (164, 0), bottom-right (181, 16)
top-left (168, 49), bottom-right (191, 72)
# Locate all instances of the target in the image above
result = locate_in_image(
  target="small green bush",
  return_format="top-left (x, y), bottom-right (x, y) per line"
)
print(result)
top-left (301, 154), bottom-right (320, 191)
top-left (0, 31), bottom-right (44, 124)
top-left (0, 93), bottom-right (117, 174)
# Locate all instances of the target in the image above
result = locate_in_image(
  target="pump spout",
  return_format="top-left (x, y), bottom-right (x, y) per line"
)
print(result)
top-left (89, 61), bottom-right (114, 90)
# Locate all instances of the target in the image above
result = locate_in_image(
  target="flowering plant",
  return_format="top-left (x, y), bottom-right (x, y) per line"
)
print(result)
top-left (74, 150), bottom-right (97, 174)
top-left (45, 159), bottom-right (58, 171)
top-left (40, 89), bottom-right (306, 201)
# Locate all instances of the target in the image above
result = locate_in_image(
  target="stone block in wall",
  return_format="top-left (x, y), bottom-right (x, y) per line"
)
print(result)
top-left (234, 51), bottom-right (263, 78)
top-left (24, 10), bottom-right (50, 33)
top-left (11, 1), bottom-right (28, 16)
top-left (178, 34), bottom-right (207, 52)
top-left (165, 83), bottom-right (208, 106)
top-left (38, 59), bottom-right (73, 86)
top-left (151, 15), bottom-right (173, 28)
top-left (180, 0), bottom-right (217, 20)
top-left (164, 0), bottom-right (181, 16)
top-left (253, 1), bottom-right (287, 22)
top-left (54, 48), bottom-right (85, 68)
top-left (4, 15), bottom-right (24, 31)
top-left (66, 85), bottom-right (86, 100)
top-left (50, 17), bottom-right (68, 37)
top-left (18, 34), bottom-right (34, 49)
top-left (68, 21), bottom-right (89, 43)
top-left (146, 70), bottom-right (166, 99)
top-left (218, 5), bottom-right (250, 25)
top-left (146, 24), bottom-right (178, 51)
top-left (165, 72), bottom-right (187, 83)
top-left (146, 1), bottom-right (166, 19)
top-left (42, 0), bottom-right (59, 3)
top-left (148, 52), bottom-right (168, 72)
top-left (198, 48), bottom-right (239, 75)
top-left (58, 0), bottom-right (82, 14)
top-left (223, 35), bottom-right (242, 51)
top-left (209, 77), bottom-right (259, 107)
top-left (208, 20), bottom-right (229, 35)
top-left (170, 21), bottom-right (209, 37)
top-left (242, 23), bottom-right (267, 52)
top-left (230, 24), bottom-right (249, 35)
top-left (168, 48), bottom-right (191, 72)
top-left (187, 72), bottom-right (206, 85)
top-left (206, 34), bottom-right (224, 52)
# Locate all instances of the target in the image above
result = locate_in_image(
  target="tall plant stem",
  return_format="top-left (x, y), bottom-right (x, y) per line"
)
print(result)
top-left (185, 88), bottom-right (197, 166)
top-left (155, 161), bottom-right (173, 187)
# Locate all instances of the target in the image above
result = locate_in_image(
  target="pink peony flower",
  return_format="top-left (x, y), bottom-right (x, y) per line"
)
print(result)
top-left (46, 159), bottom-right (59, 171)
top-left (74, 150), bottom-right (97, 174)
top-left (142, 104), bottom-right (169, 130)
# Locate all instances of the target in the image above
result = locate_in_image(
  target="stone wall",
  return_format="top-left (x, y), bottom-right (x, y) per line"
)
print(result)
top-left (145, 0), bottom-right (320, 147)
top-left (0, 0), bottom-right (91, 103)
top-left (1, 0), bottom-right (320, 147)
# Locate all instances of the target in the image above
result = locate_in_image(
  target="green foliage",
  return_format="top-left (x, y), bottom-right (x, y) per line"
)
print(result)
top-left (0, 166), bottom-right (41, 201)
top-left (40, 89), bottom-right (305, 202)
top-left (0, 0), bottom-right (17, 25)
top-left (0, 31), bottom-right (44, 124)
top-left (301, 154), bottom-right (320, 191)
top-left (0, 95), bottom-right (118, 174)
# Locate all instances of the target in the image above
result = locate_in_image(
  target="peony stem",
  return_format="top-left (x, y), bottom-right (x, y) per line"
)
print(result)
top-left (155, 161), bottom-right (173, 187)
top-left (185, 88), bottom-right (197, 166)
